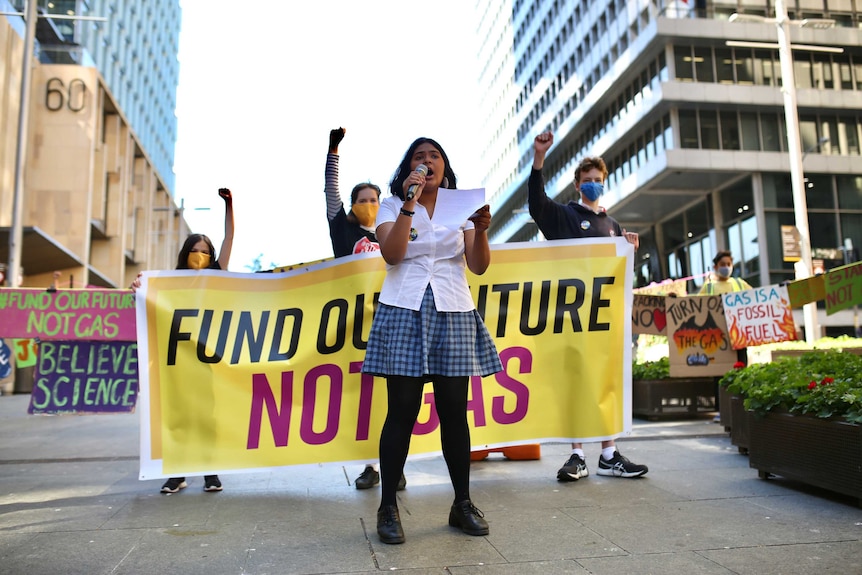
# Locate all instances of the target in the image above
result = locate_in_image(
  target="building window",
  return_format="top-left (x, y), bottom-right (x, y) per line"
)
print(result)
top-left (720, 111), bottom-right (741, 150)
top-left (695, 47), bottom-right (714, 82)
top-left (715, 48), bottom-right (734, 83)
top-left (740, 112), bottom-right (760, 150)
top-left (809, 212), bottom-right (841, 253)
top-left (700, 110), bottom-right (720, 149)
top-left (674, 46), bottom-right (694, 81)
top-left (837, 176), bottom-right (862, 209)
top-left (839, 214), bottom-right (862, 264)
top-left (662, 200), bottom-right (715, 289)
top-left (727, 216), bottom-right (759, 281)
top-left (765, 212), bottom-right (798, 280)
top-left (760, 113), bottom-right (782, 152)
top-left (718, 176), bottom-right (759, 280)
top-left (757, 50), bottom-right (779, 86)
top-left (679, 110), bottom-right (699, 148)
top-left (763, 174), bottom-right (796, 210)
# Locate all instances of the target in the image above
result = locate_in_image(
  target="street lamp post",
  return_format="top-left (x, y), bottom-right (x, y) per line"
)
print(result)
top-left (774, 0), bottom-right (820, 344)
top-left (7, 0), bottom-right (38, 289)
top-left (729, 4), bottom-right (828, 343)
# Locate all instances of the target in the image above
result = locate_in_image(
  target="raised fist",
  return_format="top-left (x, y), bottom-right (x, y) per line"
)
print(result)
top-left (533, 131), bottom-right (553, 154)
top-left (329, 127), bottom-right (346, 153)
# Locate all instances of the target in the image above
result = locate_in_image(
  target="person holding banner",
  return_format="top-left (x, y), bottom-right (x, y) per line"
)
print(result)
top-left (323, 127), bottom-right (406, 492)
top-left (131, 187), bottom-right (234, 494)
top-left (362, 137), bottom-right (501, 544)
top-left (529, 131), bottom-right (649, 482)
top-left (325, 127), bottom-right (382, 257)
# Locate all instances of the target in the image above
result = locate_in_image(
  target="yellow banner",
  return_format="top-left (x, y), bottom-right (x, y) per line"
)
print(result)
top-left (137, 239), bottom-right (634, 479)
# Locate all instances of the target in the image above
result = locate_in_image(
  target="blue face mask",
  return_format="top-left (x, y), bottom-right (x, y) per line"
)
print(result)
top-left (580, 181), bottom-right (604, 202)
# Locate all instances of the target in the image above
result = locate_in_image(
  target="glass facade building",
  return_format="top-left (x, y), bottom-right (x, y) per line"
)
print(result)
top-left (15, 0), bottom-right (182, 191)
top-left (479, 0), bottom-right (862, 334)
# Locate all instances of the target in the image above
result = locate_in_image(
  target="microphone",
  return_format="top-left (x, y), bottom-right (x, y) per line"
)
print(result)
top-left (405, 164), bottom-right (428, 201)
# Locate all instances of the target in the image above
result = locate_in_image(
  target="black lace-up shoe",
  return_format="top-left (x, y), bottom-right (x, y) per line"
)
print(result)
top-left (448, 500), bottom-right (489, 536)
top-left (377, 505), bottom-right (405, 544)
top-left (355, 466), bottom-right (380, 489)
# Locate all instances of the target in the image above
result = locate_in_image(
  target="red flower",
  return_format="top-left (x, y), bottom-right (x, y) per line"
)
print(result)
top-left (822, 377), bottom-right (834, 384)
top-left (808, 381), bottom-right (817, 390)
top-left (733, 361), bottom-right (745, 369)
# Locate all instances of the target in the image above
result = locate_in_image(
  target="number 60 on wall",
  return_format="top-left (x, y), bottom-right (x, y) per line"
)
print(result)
top-left (45, 77), bottom-right (87, 112)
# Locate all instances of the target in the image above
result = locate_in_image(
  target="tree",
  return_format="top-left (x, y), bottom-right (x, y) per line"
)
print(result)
top-left (244, 253), bottom-right (277, 273)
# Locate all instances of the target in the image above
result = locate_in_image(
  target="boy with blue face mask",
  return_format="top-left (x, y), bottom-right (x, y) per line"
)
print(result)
top-left (528, 131), bottom-right (648, 483)
top-left (529, 132), bottom-right (640, 245)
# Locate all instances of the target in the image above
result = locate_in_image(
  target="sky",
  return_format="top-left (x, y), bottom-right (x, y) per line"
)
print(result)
top-left (173, 1), bottom-right (485, 272)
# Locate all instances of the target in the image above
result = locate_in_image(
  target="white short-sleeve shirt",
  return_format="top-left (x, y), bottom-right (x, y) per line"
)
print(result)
top-left (375, 195), bottom-right (476, 312)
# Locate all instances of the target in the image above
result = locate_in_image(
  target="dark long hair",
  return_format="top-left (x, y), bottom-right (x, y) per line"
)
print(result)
top-left (389, 137), bottom-right (457, 200)
top-left (176, 233), bottom-right (220, 270)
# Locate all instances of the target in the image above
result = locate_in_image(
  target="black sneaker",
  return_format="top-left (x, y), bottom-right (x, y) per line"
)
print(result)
top-left (396, 472), bottom-right (406, 491)
top-left (203, 475), bottom-right (223, 492)
top-left (556, 453), bottom-right (589, 481)
top-left (160, 477), bottom-right (187, 493)
top-left (355, 466), bottom-right (380, 489)
top-left (596, 451), bottom-right (648, 478)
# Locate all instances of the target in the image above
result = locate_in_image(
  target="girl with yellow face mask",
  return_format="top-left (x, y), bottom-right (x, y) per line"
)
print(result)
top-left (325, 128), bottom-right (382, 256)
top-left (130, 187), bottom-right (235, 495)
top-left (324, 128), bottom-right (402, 492)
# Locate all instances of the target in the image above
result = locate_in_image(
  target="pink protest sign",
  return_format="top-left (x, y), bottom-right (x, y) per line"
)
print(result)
top-left (0, 288), bottom-right (137, 341)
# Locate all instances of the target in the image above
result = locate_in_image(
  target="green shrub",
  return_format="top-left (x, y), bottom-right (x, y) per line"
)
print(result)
top-left (632, 357), bottom-right (670, 380)
top-left (719, 350), bottom-right (862, 424)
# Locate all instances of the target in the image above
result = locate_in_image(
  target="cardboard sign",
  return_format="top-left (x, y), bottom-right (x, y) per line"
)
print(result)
top-left (666, 295), bottom-right (737, 377)
top-left (786, 275), bottom-right (826, 308)
top-left (632, 294), bottom-right (668, 335)
top-left (633, 279), bottom-right (688, 297)
top-left (723, 285), bottom-right (797, 349)
top-left (824, 261), bottom-right (862, 315)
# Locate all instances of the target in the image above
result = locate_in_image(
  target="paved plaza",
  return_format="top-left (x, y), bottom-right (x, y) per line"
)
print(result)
top-left (0, 395), bottom-right (860, 574)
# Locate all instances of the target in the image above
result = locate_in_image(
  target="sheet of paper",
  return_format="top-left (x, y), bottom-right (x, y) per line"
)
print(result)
top-left (432, 188), bottom-right (486, 228)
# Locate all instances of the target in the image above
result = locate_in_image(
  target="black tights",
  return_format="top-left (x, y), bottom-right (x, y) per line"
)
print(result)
top-left (379, 375), bottom-right (471, 508)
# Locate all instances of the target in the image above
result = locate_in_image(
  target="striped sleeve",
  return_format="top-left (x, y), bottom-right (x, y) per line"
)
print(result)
top-left (324, 153), bottom-right (344, 221)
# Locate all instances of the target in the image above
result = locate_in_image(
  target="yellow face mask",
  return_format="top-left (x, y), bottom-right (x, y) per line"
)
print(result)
top-left (187, 252), bottom-right (212, 270)
top-left (352, 203), bottom-right (379, 228)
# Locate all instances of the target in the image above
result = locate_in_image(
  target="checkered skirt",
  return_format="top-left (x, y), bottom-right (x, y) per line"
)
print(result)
top-left (361, 285), bottom-right (503, 378)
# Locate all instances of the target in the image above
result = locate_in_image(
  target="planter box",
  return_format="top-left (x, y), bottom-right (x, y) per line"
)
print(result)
top-left (729, 394), bottom-right (750, 454)
top-left (748, 412), bottom-right (862, 505)
top-left (632, 377), bottom-right (717, 420)
top-left (718, 385), bottom-right (732, 433)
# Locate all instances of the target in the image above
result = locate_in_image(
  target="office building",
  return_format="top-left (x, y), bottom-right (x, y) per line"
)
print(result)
top-left (0, 0), bottom-right (186, 289)
top-left (478, 0), bottom-right (862, 334)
